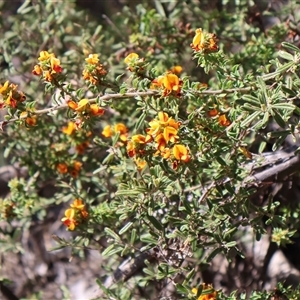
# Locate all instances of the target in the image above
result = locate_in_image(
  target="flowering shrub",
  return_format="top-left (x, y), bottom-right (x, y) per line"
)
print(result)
top-left (1, 1), bottom-right (300, 299)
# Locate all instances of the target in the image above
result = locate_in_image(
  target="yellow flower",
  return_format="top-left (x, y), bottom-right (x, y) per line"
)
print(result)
top-left (73, 161), bottom-right (82, 171)
top-left (163, 73), bottom-right (180, 92)
top-left (191, 28), bottom-right (218, 53)
top-left (85, 54), bottom-right (99, 65)
top-left (218, 114), bottom-right (230, 127)
top-left (147, 112), bottom-right (180, 140)
top-left (115, 123), bottom-right (128, 133)
top-left (191, 28), bottom-right (205, 51)
top-left (124, 53), bottom-right (139, 64)
top-left (132, 134), bottom-right (150, 144)
top-left (152, 74), bottom-right (182, 95)
top-left (173, 144), bottom-right (190, 162)
top-left (90, 104), bottom-right (105, 116)
top-left (127, 141), bottom-right (136, 157)
top-left (44, 70), bottom-right (52, 82)
top-left (61, 208), bottom-right (77, 231)
top-left (62, 121), bottom-right (77, 135)
top-left (70, 199), bottom-right (85, 210)
top-left (163, 126), bottom-right (178, 143)
top-left (170, 65), bottom-right (183, 74)
top-left (155, 133), bottom-right (167, 151)
top-left (115, 123), bottom-right (128, 142)
top-left (50, 56), bottom-right (62, 73)
top-left (38, 50), bottom-right (53, 61)
top-left (135, 158), bottom-right (147, 170)
top-left (102, 125), bottom-right (113, 138)
top-left (67, 100), bottom-right (78, 110)
top-left (32, 65), bottom-right (42, 76)
top-left (76, 98), bottom-right (90, 112)
top-left (160, 147), bottom-right (171, 159)
top-left (0, 81), bottom-right (9, 95)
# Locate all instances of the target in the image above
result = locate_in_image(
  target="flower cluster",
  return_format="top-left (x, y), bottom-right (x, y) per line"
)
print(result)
top-left (102, 123), bottom-right (129, 144)
top-left (56, 160), bottom-right (82, 177)
top-left (127, 112), bottom-right (190, 169)
top-left (208, 108), bottom-right (231, 127)
top-left (0, 80), bottom-right (26, 109)
top-left (20, 111), bottom-right (37, 127)
top-left (151, 72), bottom-right (182, 96)
top-left (67, 98), bottom-right (105, 119)
top-left (124, 52), bottom-right (146, 73)
top-left (192, 284), bottom-right (218, 300)
top-left (61, 199), bottom-right (88, 231)
top-left (190, 28), bottom-right (218, 54)
top-left (32, 51), bottom-right (63, 82)
top-left (82, 54), bottom-right (107, 85)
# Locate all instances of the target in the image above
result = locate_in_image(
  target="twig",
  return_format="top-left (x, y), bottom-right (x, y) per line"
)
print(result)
top-left (0, 86), bottom-right (255, 128)
top-left (0, 90), bottom-right (159, 127)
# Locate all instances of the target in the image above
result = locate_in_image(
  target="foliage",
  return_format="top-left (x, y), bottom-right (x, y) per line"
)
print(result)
top-left (1, 0), bottom-right (300, 299)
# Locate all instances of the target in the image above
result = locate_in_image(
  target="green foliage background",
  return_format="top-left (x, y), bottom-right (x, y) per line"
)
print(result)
top-left (1, 0), bottom-right (300, 299)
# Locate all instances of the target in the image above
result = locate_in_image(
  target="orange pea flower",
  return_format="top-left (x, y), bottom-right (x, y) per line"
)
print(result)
top-left (57, 163), bottom-right (68, 174)
top-left (173, 144), bottom-right (190, 162)
top-left (191, 28), bottom-right (218, 53)
top-left (90, 104), bottom-right (105, 116)
top-left (61, 208), bottom-right (77, 231)
top-left (102, 125), bottom-right (113, 138)
top-left (85, 54), bottom-right (99, 65)
top-left (124, 53), bottom-right (139, 65)
top-left (62, 121), bottom-right (77, 135)
top-left (218, 114), bottom-right (231, 127)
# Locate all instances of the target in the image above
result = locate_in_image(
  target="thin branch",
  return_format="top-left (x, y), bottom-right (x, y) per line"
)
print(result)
top-left (0, 86), bottom-right (255, 128)
top-left (0, 90), bottom-right (159, 127)
top-left (195, 86), bottom-right (253, 95)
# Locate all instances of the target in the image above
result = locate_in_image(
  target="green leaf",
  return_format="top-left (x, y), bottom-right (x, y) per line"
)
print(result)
top-left (225, 241), bottom-right (237, 248)
top-left (240, 111), bottom-right (261, 127)
top-left (118, 222), bottom-right (133, 235)
top-left (175, 284), bottom-right (189, 294)
top-left (282, 42), bottom-right (300, 53)
top-left (134, 112), bottom-right (146, 131)
top-left (278, 50), bottom-right (294, 61)
top-left (130, 228), bottom-right (137, 244)
top-left (102, 245), bottom-right (123, 258)
top-left (104, 227), bottom-right (121, 242)
top-left (242, 95), bottom-right (261, 107)
top-left (147, 215), bottom-right (163, 231)
top-left (272, 109), bottom-right (286, 128)
top-left (140, 233), bottom-right (157, 245)
top-left (271, 103), bottom-right (295, 111)
top-left (17, 0), bottom-right (33, 14)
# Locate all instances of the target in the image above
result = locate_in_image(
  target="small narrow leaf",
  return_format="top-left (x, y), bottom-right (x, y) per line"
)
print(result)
top-left (118, 222), bottom-right (133, 235)
top-left (147, 215), bottom-right (163, 231)
top-left (134, 112), bottom-right (146, 131)
top-left (278, 50), bottom-right (294, 61)
top-left (240, 111), bottom-right (261, 127)
top-left (282, 42), bottom-right (300, 53)
top-left (104, 227), bottom-right (121, 241)
top-left (272, 109), bottom-right (286, 128)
